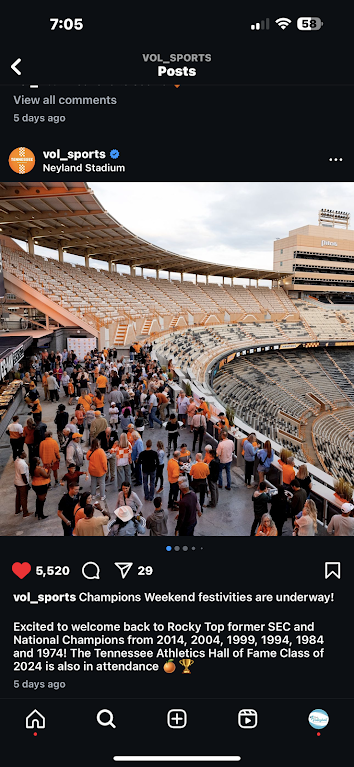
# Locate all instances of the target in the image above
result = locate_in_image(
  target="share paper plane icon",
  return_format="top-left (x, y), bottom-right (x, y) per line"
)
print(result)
top-left (114, 562), bottom-right (133, 579)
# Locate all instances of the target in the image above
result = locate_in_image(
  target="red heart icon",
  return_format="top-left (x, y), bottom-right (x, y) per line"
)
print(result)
top-left (12, 562), bottom-right (31, 579)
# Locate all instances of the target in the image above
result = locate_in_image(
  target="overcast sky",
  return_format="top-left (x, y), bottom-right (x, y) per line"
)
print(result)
top-left (28, 182), bottom-right (354, 277)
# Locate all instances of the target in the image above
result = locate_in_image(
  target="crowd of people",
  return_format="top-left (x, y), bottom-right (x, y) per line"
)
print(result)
top-left (6, 342), bottom-right (354, 537)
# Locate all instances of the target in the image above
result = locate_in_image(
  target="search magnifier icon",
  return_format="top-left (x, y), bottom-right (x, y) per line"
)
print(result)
top-left (97, 709), bottom-right (116, 728)
top-left (82, 561), bottom-right (100, 579)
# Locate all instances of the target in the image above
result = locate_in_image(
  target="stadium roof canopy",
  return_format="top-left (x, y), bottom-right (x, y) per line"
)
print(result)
top-left (0, 181), bottom-right (289, 280)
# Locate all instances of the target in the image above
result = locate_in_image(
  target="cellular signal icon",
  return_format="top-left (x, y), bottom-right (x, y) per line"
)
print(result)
top-left (250, 18), bottom-right (270, 30)
top-left (275, 17), bottom-right (292, 29)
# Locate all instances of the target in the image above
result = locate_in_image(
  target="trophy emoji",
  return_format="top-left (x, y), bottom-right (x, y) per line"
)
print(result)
top-left (179, 659), bottom-right (194, 674)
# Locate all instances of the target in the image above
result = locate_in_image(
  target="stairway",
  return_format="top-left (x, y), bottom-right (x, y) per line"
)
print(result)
top-left (114, 324), bottom-right (128, 346)
top-left (169, 317), bottom-right (179, 328)
top-left (141, 318), bottom-right (152, 335)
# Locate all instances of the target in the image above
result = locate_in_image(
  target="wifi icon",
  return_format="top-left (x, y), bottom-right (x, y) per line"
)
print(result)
top-left (275, 17), bottom-right (292, 29)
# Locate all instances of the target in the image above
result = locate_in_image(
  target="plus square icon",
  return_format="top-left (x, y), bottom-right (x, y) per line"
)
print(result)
top-left (167, 709), bottom-right (187, 729)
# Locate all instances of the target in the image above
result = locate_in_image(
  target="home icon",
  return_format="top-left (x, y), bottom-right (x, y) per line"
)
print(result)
top-left (25, 709), bottom-right (46, 729)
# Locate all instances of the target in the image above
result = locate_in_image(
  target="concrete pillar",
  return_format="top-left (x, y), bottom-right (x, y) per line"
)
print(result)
top-left (168, 271), bottom-right (171, 281)
top-left (181, 272), bottom-right (184, 282)
top-left (248, 278), bottom-right (251, 286)
top-left (45, 315), bottom-right (49, 329)
top-left (28, 236), bottom-right (34, 255)
top-left (130, 265), bottom-right (136, 277)
top-left (85, 254), bottom-right (90, 268)
top-left (206, 274), bottom-right (209, 284)
top-left (108, 260), bottom-right (112, 273)
top-left (156, 269), bottom-right (160, 280)
top-left (58, 246), bottom-right (64, 263)
top-left (222, 276), bottom-right (225, 285)
top-left (255, 279), bottom-right (259, 287)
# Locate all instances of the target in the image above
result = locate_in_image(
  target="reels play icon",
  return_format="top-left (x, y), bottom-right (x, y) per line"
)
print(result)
top-left (9, 147), bottom-right (35, 174)
top-left (238, 709), bottom-right (258, 728)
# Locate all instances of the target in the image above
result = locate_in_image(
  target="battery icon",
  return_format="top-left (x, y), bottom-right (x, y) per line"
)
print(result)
top-left (297, 17), bottom-right (323, 30)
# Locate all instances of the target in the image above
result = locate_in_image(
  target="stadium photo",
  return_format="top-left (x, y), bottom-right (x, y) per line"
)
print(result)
top-left (0, 180), bottom-right (354, 538)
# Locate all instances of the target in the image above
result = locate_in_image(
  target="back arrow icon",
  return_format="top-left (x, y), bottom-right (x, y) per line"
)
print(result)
top-left (11, 58), bottom-right (21, 76)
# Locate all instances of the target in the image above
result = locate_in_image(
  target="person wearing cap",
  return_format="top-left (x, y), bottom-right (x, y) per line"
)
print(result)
top-left (199, 397), bottom-right (209, 420)
top-left (75, 502), bottom-right (111, 537)
top-left (65, 433), bottom-right (84, 470)
top-left (107, 505), bottom-right (146, 536)
top-left (60, 463), bottom-right (86, 491)
top-left (327, 502), bottom-right (354, 536)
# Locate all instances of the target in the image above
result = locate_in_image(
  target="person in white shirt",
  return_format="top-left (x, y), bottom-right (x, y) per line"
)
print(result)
top-left (216, 431), bottom-right (234, 490)
top-left (327, 502), bottom-right (354, 536)
top-left (192, 409), bottom-right (207, 452)
top-left (177, 392), bottom-right (189, 427)
top-left (109, 404), bottom-right (119, 426)
top-left (14, 450), bottom-right (32, 517)
top-left (148, 392), bottom-right (162, 429)
top-left (8, 415), bottom-right (24, 459)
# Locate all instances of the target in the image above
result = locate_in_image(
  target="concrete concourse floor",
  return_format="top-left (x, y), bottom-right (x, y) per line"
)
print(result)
top-left (0, 382), bottom-right (294, 537)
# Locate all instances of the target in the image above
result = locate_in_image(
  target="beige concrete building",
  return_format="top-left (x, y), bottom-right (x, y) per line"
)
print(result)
top-left (274, 215), bottom-right (354, 300)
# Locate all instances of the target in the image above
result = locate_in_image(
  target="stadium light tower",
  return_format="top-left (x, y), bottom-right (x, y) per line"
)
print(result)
top-left (318, 208), bottom-right (350, 229)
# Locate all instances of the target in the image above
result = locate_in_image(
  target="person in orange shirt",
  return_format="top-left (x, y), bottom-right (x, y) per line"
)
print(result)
top-left (96, 373), bottom-right (108, 393)
top-left (28, 395), bottom-right (42, 416)
top-left (203, 445), bottom-right (213, 464)
top-left (68, 379), bottom-right (74, 406)
top-left (93, 390), bottom-right (104, 412)
top-left (190, 453), bottom-right (210, 512)
top-left (78, 392), bottom-right (93, 412)
top-left (179, 444), bottom-right (191, 461)
top-left (86, 438), bottom-right (108, 500)
top-left (255, 513), bottom-right (278, 536)
top-left (216, 412), bottom-right (230, 434)
top-left (281, 456), bottom-right (296, 488)
top-left (103, 348), bottom-right (109, 359)
top-left (199, 397), bottom-right (209, 420)
top-left (127, 423), bottom-right (135, 446)
top-left (39, 431), bottom-right (60, 485)
top-left (167, 450), bottom-right (181, 510)
top-left (42, 372), bottom-right (49, 401)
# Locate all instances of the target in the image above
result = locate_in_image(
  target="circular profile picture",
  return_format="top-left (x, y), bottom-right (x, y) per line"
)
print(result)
top-left (308, 709), bottom-right (329, 729)
top-left (8, 147), bottom-right (35, 174)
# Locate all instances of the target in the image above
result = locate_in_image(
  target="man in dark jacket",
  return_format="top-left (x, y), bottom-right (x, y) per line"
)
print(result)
top-left (33, 415), bottom-right (47, 457)
top-left (207, 449), bottom-right (220, 508)
top-left (138, 439), bottom-right (158, 501)
top-left (251, 481), bottom-right (272, 535)
top-left (54, 404), bottom-right (69, 447)
top-left (175, 481), bottom-right (201, 536)
top-left (289, 479), bottom-right (307, 527)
